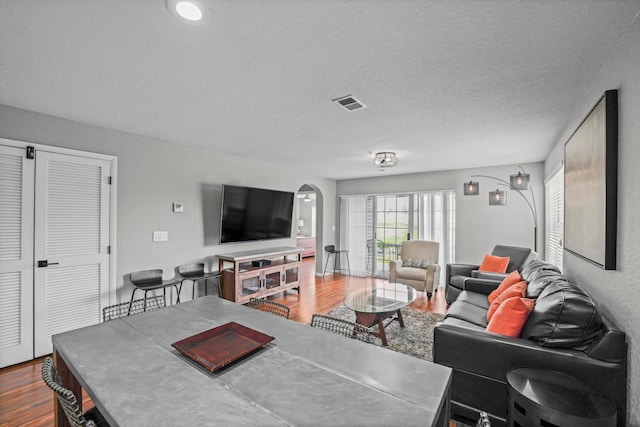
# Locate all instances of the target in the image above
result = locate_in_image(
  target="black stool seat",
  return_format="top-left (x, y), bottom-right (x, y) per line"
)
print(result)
top-left (129, 269), bottom-right (181, 313)
top-left (323, 245), bottom-right (351, 276)
top-left (176, 263), bottom-right (220, 299)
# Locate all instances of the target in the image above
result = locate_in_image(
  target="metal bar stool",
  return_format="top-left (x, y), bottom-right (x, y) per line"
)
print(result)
top-left (176, 263), bottom-right (220, 300)
top-left (323, 245), bottom-right (350, 275)
top-left (129, 269), bottom-right (181, 315)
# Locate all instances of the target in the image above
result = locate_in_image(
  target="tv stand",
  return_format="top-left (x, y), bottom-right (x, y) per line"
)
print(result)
top-left (217, 247), bottom-right (303, 304)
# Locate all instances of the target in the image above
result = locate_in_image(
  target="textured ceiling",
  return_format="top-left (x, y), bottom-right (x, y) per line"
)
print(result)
top-left (1, 1), bottom-right (639, 179)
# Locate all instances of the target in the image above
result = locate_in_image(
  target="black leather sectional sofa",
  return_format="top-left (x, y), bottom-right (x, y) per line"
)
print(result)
top-left (433, 260), bottom-right (627, 426)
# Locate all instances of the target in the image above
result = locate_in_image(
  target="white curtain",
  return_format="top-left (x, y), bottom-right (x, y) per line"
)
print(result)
top-left (418, 191), bottom-right (456, 287)
top-left (339, 196), bottom-right (372, 276)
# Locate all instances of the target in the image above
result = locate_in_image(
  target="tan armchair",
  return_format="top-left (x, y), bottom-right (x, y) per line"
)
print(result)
top-left (389, 240), bottom-right (440, 299)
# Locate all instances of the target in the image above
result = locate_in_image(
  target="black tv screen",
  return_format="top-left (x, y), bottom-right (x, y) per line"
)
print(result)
top-left (220, 185), bottom-right (295, 244)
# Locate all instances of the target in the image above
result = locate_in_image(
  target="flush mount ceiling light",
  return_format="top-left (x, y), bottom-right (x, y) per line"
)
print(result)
top-left (167, 0), bottom-right (209, 24)
top-left (373, 152), bottom-right (398, 168)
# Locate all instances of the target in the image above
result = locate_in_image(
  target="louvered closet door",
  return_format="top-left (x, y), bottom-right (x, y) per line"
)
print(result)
top-left (0, 145), bottom-right (35, 367)
top-left (33, 151), bottom-right (110, 357)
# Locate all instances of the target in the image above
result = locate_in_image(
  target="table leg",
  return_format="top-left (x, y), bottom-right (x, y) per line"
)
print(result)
top-left (355, 312), bottom-right (391, 346)
top-left (376, 318), bottom-right (389, 346)
top-left (396, 309), bottom-right (405, 328)
top-left (53, 351), bottom-right (80, 427)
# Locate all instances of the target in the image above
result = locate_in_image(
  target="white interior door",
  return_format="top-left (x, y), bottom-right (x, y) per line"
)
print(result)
top-left (0, 145), bottom-right (35, 367)
top-left (33, 151), bottom-right (111, 357)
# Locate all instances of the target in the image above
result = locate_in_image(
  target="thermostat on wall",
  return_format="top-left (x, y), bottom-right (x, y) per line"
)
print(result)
top-left (173, 202), bottom-right (184, 213)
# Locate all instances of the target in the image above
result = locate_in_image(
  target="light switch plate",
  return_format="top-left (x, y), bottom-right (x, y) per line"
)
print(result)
top-left (153, 231), bottom-right (168, 242)
top-left (173, 202), bottom-right (184, 213)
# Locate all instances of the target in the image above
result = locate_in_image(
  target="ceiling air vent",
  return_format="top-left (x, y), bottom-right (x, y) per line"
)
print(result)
top-left (333, 95), bottom-right (367, 111)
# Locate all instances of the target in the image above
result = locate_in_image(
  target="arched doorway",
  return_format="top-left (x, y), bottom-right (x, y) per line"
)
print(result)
top-left (296, 184), bottom-right (323, 275)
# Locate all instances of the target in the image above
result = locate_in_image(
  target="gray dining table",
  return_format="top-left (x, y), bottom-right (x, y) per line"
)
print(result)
top-left (52, 295), bottom-right (452, 427)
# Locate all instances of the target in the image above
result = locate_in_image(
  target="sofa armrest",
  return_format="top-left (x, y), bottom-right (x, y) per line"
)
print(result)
top-left (471, 271), bottom-right (509, 281)
top-left (434, 323), bottom-right (584, 380)
top-left (446, 263), bottom-right (479, 279)
top-left (462, 278), bottom-right (501, 295)
top-left (433, 322), bottom-right (626, 417)
top-left (389, 259), bottom-right (400, 281)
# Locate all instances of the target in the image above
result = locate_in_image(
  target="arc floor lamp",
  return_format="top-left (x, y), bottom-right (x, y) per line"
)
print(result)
top-left (463, 166), bottom-right (538, 252)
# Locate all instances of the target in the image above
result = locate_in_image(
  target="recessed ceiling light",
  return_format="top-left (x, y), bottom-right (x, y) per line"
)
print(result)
top-left (167, 0), bottom-right (209, 24)
top-left (176, 1), bottom-right (202, 21)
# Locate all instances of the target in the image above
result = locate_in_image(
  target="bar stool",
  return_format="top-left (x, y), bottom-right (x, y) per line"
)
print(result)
top-left (323, 245), bottom-right (351, 276)
top-left (176, 263), bottom-right (220, 300)
top-left (129, 269), bottom-right (181, 314)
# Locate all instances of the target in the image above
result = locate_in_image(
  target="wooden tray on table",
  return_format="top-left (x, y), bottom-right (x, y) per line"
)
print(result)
top-left (171, 322), bottom-right (274, 372)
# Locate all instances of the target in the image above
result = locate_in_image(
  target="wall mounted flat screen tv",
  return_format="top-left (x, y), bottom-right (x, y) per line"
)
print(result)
top-left (220, 185), bottom-right (295, 244)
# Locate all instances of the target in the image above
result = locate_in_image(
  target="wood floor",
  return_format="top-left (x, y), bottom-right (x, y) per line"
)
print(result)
top-left (0, 257), bottom-right (448, 427)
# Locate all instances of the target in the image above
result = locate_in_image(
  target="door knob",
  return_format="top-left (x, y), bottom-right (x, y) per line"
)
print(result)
top-left (37, 260), bottom-right (59, 267)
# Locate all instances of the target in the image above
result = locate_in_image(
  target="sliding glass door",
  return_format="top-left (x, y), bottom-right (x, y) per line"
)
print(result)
top-left (373, 194), bottom-right (413, 275)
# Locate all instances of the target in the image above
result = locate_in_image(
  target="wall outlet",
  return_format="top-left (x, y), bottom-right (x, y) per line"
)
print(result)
top-left (153, 231), bottom-right (168, 242)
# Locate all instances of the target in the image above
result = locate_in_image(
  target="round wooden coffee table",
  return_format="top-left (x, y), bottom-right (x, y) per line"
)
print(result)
top-left (343, 282), bottom-right (416, 346)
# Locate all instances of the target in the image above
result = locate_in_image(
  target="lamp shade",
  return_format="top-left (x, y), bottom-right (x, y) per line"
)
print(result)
top-left (463, 180), bottom-right (479, 195)
top-left (510, 171), bottom-right (530, 190)
top-left (489, 189), bottom-right (507, 205)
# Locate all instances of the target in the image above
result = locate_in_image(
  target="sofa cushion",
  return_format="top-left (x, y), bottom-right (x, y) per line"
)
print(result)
top-left (440, 316), bottom-right (486, 331)
top-left (520, 259), bottom-right (561, 282)
top-left (456, 290), bottom-right (490, 309)
top-left (445, 300), bottom-right (488, 327)
top-left (491, 245), bottom-right (532, 272)
top-left (486, 297), bottom-right (535, 337)
top-left (487, 281), bottom-right (526, 321)
top-left (479, 254), bottom-right (510, 273)
top-left (521, 280), bottom-right (603, 350)
top-left (393, 266), bottom-right (427, 281)
top-left (488, 270), bottom-right (523, 304)
top-left (526, 270), bottom-right (568, 299)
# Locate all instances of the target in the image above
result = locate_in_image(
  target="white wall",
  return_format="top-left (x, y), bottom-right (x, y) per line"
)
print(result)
top-left (0, 105), bottom-right (337, 302)
top-left (544, 15), bottom-right (640, 425)
top-left (337, 162), bottom-right (544, 263)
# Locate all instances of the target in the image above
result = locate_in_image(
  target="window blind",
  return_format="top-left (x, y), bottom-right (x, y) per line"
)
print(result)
top-left (545, 164), bottom-right (564, 271)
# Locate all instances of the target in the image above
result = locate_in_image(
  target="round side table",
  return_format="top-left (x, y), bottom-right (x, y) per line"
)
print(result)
top-left (506, 367), bottom-right (616, 427)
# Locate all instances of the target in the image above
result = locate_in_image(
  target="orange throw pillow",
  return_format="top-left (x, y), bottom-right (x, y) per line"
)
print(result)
top-left (487, 281), bottom-right (527, 321)
top-left (486, 297), bottom-right (535, 337)
top-left (479, 254), bottom-right (510, 273)
top-left (488, 270), bottom-right (523, 304)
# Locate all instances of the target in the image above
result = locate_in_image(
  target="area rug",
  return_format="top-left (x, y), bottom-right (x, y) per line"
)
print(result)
top-left (323, 305), bottom-right (445, 362)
